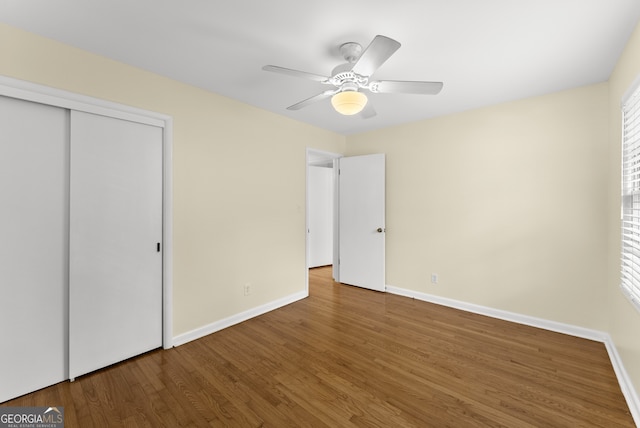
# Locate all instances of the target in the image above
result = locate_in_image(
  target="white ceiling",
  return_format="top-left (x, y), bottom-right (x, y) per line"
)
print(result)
top-left (2, 0), bottom-right (640, 135)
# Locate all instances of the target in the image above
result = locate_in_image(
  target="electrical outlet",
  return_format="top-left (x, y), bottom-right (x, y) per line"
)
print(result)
top-left (431, 273), bottom-right (439, 284)
top-left (244, 283), bottom-right (251, 296)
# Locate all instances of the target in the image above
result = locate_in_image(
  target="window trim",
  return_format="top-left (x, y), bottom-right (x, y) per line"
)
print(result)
top-left (621, 75), bottom-right (640, 313)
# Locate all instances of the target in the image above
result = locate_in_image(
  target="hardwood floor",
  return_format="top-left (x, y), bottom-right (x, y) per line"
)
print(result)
top-left (3, 266), bottom-right (635, 427)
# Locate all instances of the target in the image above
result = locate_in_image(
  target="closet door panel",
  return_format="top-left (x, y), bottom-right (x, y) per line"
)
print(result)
top-left (0, 96), bottom-right (68, 402)
top-left (69, 111), bottom-right (163, 379)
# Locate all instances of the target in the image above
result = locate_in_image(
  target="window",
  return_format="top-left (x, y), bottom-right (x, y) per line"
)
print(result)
top-left (621, 78), bottom-right (640, 312)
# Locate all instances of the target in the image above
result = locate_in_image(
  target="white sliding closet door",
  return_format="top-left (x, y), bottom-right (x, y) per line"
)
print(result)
top-left (69, 111), bottom-right (163, 379)
top-left (0, 96), bottom-right (69, 402)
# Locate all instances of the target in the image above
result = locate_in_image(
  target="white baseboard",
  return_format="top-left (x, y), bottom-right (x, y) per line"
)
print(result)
top-left (386, 286), bottom-right (608, 340)
top-left (172, 290), bottom-right (308, 347)
top-left (603, 334), bottom-right (640, 425)
top-left (386, 285), bottom-right (640, 425)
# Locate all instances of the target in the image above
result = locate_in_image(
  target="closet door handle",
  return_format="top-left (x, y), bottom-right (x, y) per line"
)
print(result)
top-left (157, 243), bottom-right (161, 252)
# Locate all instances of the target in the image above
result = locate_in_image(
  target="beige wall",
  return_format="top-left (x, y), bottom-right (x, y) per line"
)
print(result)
top-left (346, 17), bottom-right (640, 399)
top-left (0, 24), bottom-right (346, 336)
top-left (608, 20), bottom-right (640, 399)
top-left (347, 83), bottom-right (610, 330)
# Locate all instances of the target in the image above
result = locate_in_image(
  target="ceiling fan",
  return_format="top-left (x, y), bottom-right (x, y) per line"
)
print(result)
top-left (262, 35), bottom-right (443, 118)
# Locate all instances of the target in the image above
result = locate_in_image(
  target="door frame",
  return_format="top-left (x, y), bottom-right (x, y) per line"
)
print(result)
top-left (0, 75), bottom-right (174, 348)
top-left (306, 148), bottom-right (342, 292)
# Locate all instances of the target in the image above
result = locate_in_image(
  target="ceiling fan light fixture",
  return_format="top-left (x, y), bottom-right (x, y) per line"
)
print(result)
top-left (331, 90), bottom-right (368, 115)
top-left (263, 35), bottom-right (443, 119)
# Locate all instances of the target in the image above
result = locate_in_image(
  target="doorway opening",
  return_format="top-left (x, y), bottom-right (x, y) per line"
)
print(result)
top-left (306, 149), bottom-right (386, 293)
top-left (306, 148), bottom-right (342, 292)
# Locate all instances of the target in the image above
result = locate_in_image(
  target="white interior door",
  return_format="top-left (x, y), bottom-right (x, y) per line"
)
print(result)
top-left (69, 111), bottom-right (163, 379)
top-left (308, 165), bottom-right (333, 267)
top-left (337, 154), bottom-right (385, 291)
top-left (0, 96), bottom-right (69, 402)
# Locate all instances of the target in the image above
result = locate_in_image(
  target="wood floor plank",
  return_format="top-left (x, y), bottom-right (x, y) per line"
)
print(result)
top-left (2, 266), bottom-right (635, 427)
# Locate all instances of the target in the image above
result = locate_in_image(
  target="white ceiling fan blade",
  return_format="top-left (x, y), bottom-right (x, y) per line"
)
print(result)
top-left (262, 65), bottom-right (331, 83)
top-left (351, 35), bottom-right (401, 77)
top-left (360, 102), bottom-right (377, 119)
top-left (370, 80), bottom-right (443, 95)
top-left (287, 90), bottom-right (337, 110)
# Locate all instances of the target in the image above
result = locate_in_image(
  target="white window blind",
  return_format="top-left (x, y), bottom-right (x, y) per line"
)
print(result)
top-left (621, 78), bottom-right (640, 311)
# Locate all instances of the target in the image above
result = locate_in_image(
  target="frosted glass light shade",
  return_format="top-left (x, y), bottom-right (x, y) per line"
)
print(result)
top-left (331, 91), bottom-right (368, 115)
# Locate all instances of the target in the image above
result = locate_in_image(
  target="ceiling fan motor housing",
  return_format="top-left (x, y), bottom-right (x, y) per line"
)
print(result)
top-left (331, 64), bottom-right (368, 90)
